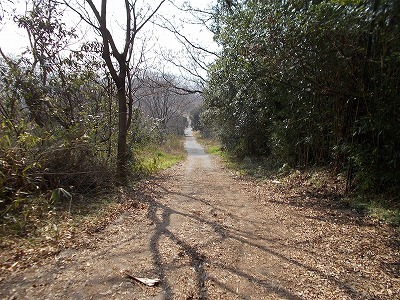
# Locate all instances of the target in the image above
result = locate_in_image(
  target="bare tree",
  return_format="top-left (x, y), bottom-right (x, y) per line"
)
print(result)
top-left (152, 1), bottom-right (219, 93)
top-left (65, 0), bottom-right (166, 184)
top-left (135, 73), bottom-right (192, 137)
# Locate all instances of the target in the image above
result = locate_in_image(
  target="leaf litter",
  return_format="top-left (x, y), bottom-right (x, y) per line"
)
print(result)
top-left (0, 158), bottom-right (399, 299)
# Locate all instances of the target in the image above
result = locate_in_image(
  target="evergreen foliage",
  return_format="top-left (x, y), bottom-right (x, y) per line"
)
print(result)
top-left (204, 0), bottom-right (400, 193)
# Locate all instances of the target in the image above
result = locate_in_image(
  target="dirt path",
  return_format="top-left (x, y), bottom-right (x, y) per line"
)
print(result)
top-left (1, 129), bottom-right (399, 299)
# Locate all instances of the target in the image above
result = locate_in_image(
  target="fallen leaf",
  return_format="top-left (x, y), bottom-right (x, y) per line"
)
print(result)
top-left (8, 261), bottom-right (18, 271)
top-left (124, 271), bottom-right (161, 287)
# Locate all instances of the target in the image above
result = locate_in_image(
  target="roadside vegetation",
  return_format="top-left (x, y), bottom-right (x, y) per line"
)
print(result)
top-left (1, 0), bottom-right (399, 276)
top-left (0, 133), bottom-right (187, 273)
top-left (134, 135), bottom-right (187, 176)
top-left (190, 0), bottom-right (400, 229)
top-left (195, 131), bottom-right (400, 229)
top-left (192, 131), bottom-right (224, 157)
top-left (0, 0), bottom-right (194, 271)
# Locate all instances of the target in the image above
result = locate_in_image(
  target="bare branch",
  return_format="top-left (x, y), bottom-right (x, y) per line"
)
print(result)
top-left (167, 0), bottom-right (214, 16)
top-left (156, 16), bottom-right (219, 58)
top-left (135, 0), bottom-right (166, 33)
top-left (60, 0), bottom-right (100, 30)
top-left (123, 0), bottom-right (131, 57)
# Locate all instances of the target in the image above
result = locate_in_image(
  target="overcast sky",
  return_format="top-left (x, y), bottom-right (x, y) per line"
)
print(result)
top-left (0, 0), bottom-right (218, 80)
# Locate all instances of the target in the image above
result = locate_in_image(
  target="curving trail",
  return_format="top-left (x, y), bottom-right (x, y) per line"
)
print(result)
top-left (1, 128), bottom-right (398, 299)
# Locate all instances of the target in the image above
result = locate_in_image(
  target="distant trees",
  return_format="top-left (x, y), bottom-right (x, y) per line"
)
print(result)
top-left (135, 73), bottom-right (190, 138)
top-left (204, 0), bottom-right (400, 192)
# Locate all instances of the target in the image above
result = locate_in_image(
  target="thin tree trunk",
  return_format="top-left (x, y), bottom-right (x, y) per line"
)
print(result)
top-left (74, 0), bottom-right (166, 185)
top-left (117, 83), bottom-right (128, 185)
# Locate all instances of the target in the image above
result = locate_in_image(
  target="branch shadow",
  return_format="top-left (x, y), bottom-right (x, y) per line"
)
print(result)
top-left (141, 177), bottom-right (368, 300)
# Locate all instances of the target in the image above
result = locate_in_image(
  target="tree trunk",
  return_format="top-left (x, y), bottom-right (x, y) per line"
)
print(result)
top-left (78, 0), bottom-right (166, 185)
top-left (116, 82), bottom-right (128, 185)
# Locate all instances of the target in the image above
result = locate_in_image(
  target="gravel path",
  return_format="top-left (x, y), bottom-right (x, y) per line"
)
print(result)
top-left (1, 129), bottom-right (399, 299)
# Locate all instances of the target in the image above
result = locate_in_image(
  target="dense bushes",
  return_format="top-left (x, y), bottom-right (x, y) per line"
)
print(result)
top-left (0, 69), bottom-right (116, 228)
top-left (203, 0), bottom-right (400, 194)
top-left (0, 57), bottom-right (189, 232)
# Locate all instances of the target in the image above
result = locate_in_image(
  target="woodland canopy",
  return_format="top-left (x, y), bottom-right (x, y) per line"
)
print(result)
top-left (200, 0), bottom-right (400, 194)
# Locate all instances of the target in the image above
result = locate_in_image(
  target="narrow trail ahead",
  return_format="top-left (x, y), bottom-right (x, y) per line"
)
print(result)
top-left (1, 129), bottom-right (399, 299)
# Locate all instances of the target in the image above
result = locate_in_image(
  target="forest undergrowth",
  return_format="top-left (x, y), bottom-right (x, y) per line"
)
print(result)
top-left (0, 135), bottom-right (186, 275)
top-left (197, 133), bottom-right (400, 230)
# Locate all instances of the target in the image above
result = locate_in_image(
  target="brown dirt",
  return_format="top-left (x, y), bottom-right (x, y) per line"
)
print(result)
top-left (0, 132), bottom-right (399, 299)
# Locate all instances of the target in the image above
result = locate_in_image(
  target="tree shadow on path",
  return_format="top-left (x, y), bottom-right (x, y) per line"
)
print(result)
top-left (141, 177), bottom-right (368, 300)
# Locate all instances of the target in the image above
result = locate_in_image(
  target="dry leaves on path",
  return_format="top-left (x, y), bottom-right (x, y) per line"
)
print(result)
top-left (0, 134), bottom-right (399, 299)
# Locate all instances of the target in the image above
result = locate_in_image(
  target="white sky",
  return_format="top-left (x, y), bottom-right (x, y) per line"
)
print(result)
top-left (0, 0), bottom-right (218, 81)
